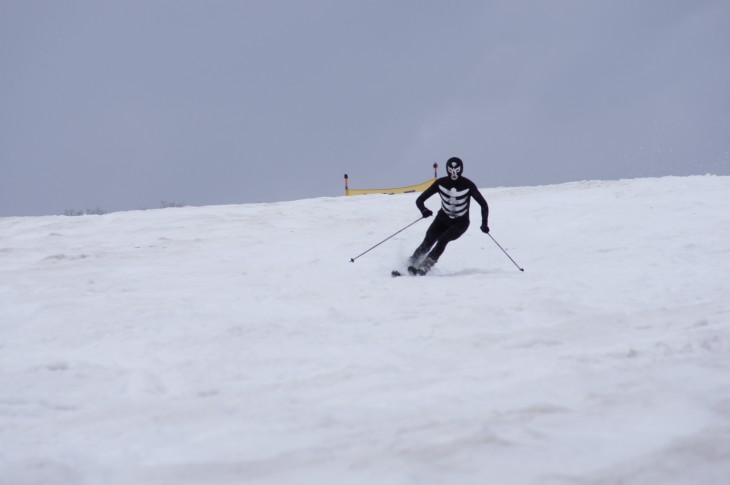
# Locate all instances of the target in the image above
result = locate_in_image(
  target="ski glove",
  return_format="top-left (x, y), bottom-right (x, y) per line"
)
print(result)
top-left (481, 223), bottom-right (490, 233)
top-left (421, 208), bottom-right (433, 218)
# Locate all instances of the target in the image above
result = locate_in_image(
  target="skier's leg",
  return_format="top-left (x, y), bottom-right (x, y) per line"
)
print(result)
top-left (420, 217), bottom-right (470, 272)
top-left (410, 213), bottom-right (449, 264)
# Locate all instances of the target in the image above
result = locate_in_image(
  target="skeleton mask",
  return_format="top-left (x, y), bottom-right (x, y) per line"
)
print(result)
top-left (446, 157), bottom-right (463, 180)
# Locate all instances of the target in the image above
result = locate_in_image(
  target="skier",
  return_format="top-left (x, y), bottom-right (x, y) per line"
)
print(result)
top-left (408, 156), bottom-right (489, 275)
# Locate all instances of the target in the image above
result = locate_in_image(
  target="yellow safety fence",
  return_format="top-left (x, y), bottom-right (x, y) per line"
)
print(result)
top-left (344, 168), bottom-right (437, 196)
top-left (346, 178), bottom-right (435, 196)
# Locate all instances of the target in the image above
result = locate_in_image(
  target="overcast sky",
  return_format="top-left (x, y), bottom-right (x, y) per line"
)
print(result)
top-left (2, 0), bottom-right (729, 216)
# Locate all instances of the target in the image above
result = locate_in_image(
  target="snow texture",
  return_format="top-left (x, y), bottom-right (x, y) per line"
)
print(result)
top-left (1, 176), bottom-right (729, 485)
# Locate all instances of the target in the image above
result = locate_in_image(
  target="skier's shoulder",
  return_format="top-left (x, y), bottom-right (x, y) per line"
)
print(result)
top-left (461, 175), bottom-right (477, 187)
top-left (431, 177), bottom-right (453, 192)
top-left (461, 176), bottom-right (485, 194)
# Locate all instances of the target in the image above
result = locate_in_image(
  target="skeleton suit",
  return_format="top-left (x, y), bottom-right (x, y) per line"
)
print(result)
top-left (410, 157), bottom-right (489, 272)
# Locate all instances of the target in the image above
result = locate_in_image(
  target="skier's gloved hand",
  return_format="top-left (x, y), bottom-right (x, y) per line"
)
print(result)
top-left (421, 208), bottom-right (433, 218)
top-left (481, 223), bottom-right (490, 233)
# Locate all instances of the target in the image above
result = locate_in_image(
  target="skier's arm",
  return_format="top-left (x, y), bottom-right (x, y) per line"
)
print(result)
top-left (470, 181), bottom-right (489, 228)
top-left (416, 181), bottom-right (439, 217)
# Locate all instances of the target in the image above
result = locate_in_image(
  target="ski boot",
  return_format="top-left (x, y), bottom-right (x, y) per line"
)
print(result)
top-left (409, 256), bottom-right (436, 276)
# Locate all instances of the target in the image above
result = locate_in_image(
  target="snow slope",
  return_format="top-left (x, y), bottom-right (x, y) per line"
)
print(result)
top-left (1, 176), bottom-right (729, 485)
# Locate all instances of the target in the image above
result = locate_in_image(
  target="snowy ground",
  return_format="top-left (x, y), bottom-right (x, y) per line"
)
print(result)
top-left (1, 175), bottom-right (729, 485)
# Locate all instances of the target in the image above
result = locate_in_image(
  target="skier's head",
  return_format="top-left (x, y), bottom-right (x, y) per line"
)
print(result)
top-left (446, 157), bottom-right (463, 180)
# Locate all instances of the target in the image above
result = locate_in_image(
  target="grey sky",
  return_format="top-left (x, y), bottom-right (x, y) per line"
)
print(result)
top-left (2, 0), bottom-right (729, 216)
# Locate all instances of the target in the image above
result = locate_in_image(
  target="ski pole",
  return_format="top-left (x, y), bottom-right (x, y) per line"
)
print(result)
top-left (350, 216), bottom-right (425, 263)
top-left (487, 233), bottom-right (525, 272)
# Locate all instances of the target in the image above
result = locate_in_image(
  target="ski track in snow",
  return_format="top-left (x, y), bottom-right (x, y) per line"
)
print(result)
top-left (1, 176), bottom-right (729, 484)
